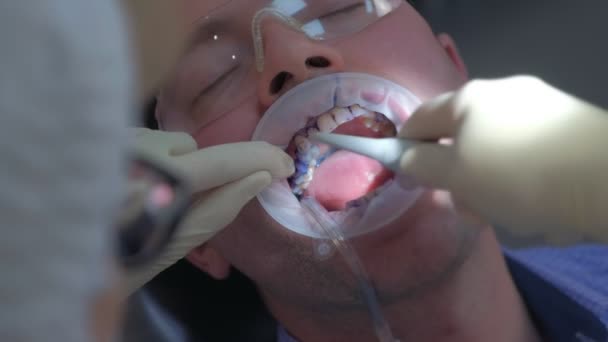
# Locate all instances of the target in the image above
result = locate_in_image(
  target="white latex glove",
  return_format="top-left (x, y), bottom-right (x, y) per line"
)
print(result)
top-left (124, 128), bottom-right (294, 294)
top-left (399, 76), bottom-right (608, 244)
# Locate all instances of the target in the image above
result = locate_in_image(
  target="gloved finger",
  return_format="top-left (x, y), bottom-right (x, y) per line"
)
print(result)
top-left (174, 141), bottom-right (294, 191)
top-left (178, 171), bottom-right (273, 243)
top-left (399, 142), bottom-right (455, 190)
top-left (165, 132), bottom-right (198, 156)
top-left (133, 127), bottom-right (197, 156)
top-left (399, 91), bottom-right (461, 140)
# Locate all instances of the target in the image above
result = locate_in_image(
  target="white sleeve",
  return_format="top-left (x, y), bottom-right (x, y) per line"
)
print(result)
top-left (0, 0), bottom-right (133, 341)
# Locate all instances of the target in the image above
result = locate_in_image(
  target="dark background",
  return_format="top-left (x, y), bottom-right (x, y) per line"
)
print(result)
top-left (418, 0), bottom-right (608, 107)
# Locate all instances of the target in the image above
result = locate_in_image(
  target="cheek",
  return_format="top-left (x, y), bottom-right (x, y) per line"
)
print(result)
top-left (176, 0), bottom-right (221, 24)
top-left (210, 200), bottom-right (317, 279)
top-left (191, 102), bottom-right (261, 148)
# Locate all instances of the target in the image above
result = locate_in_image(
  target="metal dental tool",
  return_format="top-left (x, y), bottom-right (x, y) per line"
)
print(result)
top-left (309, 132), bottom-right (418, 174)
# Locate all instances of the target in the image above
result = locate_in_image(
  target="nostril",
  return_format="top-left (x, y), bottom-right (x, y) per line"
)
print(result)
top-left (305, 56), bottom-right (331, 68)
top-left (269, 71), bottom-right (292, 95)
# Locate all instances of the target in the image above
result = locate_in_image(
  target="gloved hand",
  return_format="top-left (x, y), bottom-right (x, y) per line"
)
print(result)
top-left (124, 128), bottom-right (294, 294)
top-left (398, 76), bottom-right (608, 244)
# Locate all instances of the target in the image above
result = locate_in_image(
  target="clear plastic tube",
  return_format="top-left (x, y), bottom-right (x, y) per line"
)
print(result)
top-left (301, 197), bottom-right (399, 342)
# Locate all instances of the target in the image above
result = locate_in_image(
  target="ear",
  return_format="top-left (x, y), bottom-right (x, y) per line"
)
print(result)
top-left (186, 244), bottom-right (231, 280)
top-left (436, 33), bottom-right (468, 79)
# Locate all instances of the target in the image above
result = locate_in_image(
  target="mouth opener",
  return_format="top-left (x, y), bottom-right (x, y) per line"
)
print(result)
top-left (309, 132), bottom-right (419, 175)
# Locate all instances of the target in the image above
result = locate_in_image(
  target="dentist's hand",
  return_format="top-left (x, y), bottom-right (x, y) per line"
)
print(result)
top-left (398, 76), bottom-right (608, 244)
top-left (124, 128), bottom-right (294, 294)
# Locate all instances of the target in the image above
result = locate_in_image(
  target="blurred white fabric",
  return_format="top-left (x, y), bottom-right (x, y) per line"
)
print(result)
top-left (0, 0), bottom-right (132, 340)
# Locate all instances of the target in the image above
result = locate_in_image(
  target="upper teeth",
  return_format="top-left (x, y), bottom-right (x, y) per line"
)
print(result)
top-left (315, 105), bottom-right (375, 133)
top-left (330, 107), bottom-right (353, 125)
top-left (317, 113), bottom-right (338, 132)
top-left (348, 105), bottom-right (369, 118)
top-left (294, 135), bottom-right (312, 152)
top-left (306, 127), bottom-right (320, 137)
top-left (288, 105), bottom-right (396, 197)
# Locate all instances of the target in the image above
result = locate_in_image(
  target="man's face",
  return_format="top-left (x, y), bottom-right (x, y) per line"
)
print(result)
top-left (158, 0), bottom-right (478, 313)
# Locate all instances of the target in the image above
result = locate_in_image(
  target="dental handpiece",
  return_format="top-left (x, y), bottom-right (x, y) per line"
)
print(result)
top-left (308, 132), bottom-right (418, 174)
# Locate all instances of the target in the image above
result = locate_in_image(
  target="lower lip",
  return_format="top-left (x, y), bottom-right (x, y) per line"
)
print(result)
top-left (352, 191), bottom-right (427, 243)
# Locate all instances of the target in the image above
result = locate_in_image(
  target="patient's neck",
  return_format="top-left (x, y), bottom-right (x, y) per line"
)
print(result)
top-left (264, 230), bottom-right (541, 342)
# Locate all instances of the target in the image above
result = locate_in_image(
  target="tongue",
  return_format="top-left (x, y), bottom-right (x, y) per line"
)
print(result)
top-left (305, 152), bottom-right (391, 211)
top-left (304, 117), bottom-right (393, 211)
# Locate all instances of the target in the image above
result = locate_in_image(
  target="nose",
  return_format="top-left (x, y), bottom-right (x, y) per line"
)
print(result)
top-left (256, 18), bottom-right (345, 108)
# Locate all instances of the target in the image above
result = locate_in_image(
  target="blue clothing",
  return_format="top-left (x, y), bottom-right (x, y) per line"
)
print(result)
top-left (278, 245), bottom-right (608, 342)
top-left (506, 245), bottom-right (608, 341)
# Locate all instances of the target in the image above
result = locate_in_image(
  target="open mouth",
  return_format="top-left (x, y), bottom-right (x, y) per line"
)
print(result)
top-left (252, 73), bottom-right (422, 239)
top-left (286, 104), bottom-right (398, 212)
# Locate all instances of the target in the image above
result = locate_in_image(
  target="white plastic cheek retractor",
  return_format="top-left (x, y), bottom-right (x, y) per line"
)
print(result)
top-left (251, 73), bottom-right (423, 239)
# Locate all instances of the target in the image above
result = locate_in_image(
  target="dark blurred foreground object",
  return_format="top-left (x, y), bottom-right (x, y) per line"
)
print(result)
top-left (116, 155), bottom-right (191, 270)
top-left (123, 260), bottom-right (277, 342)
